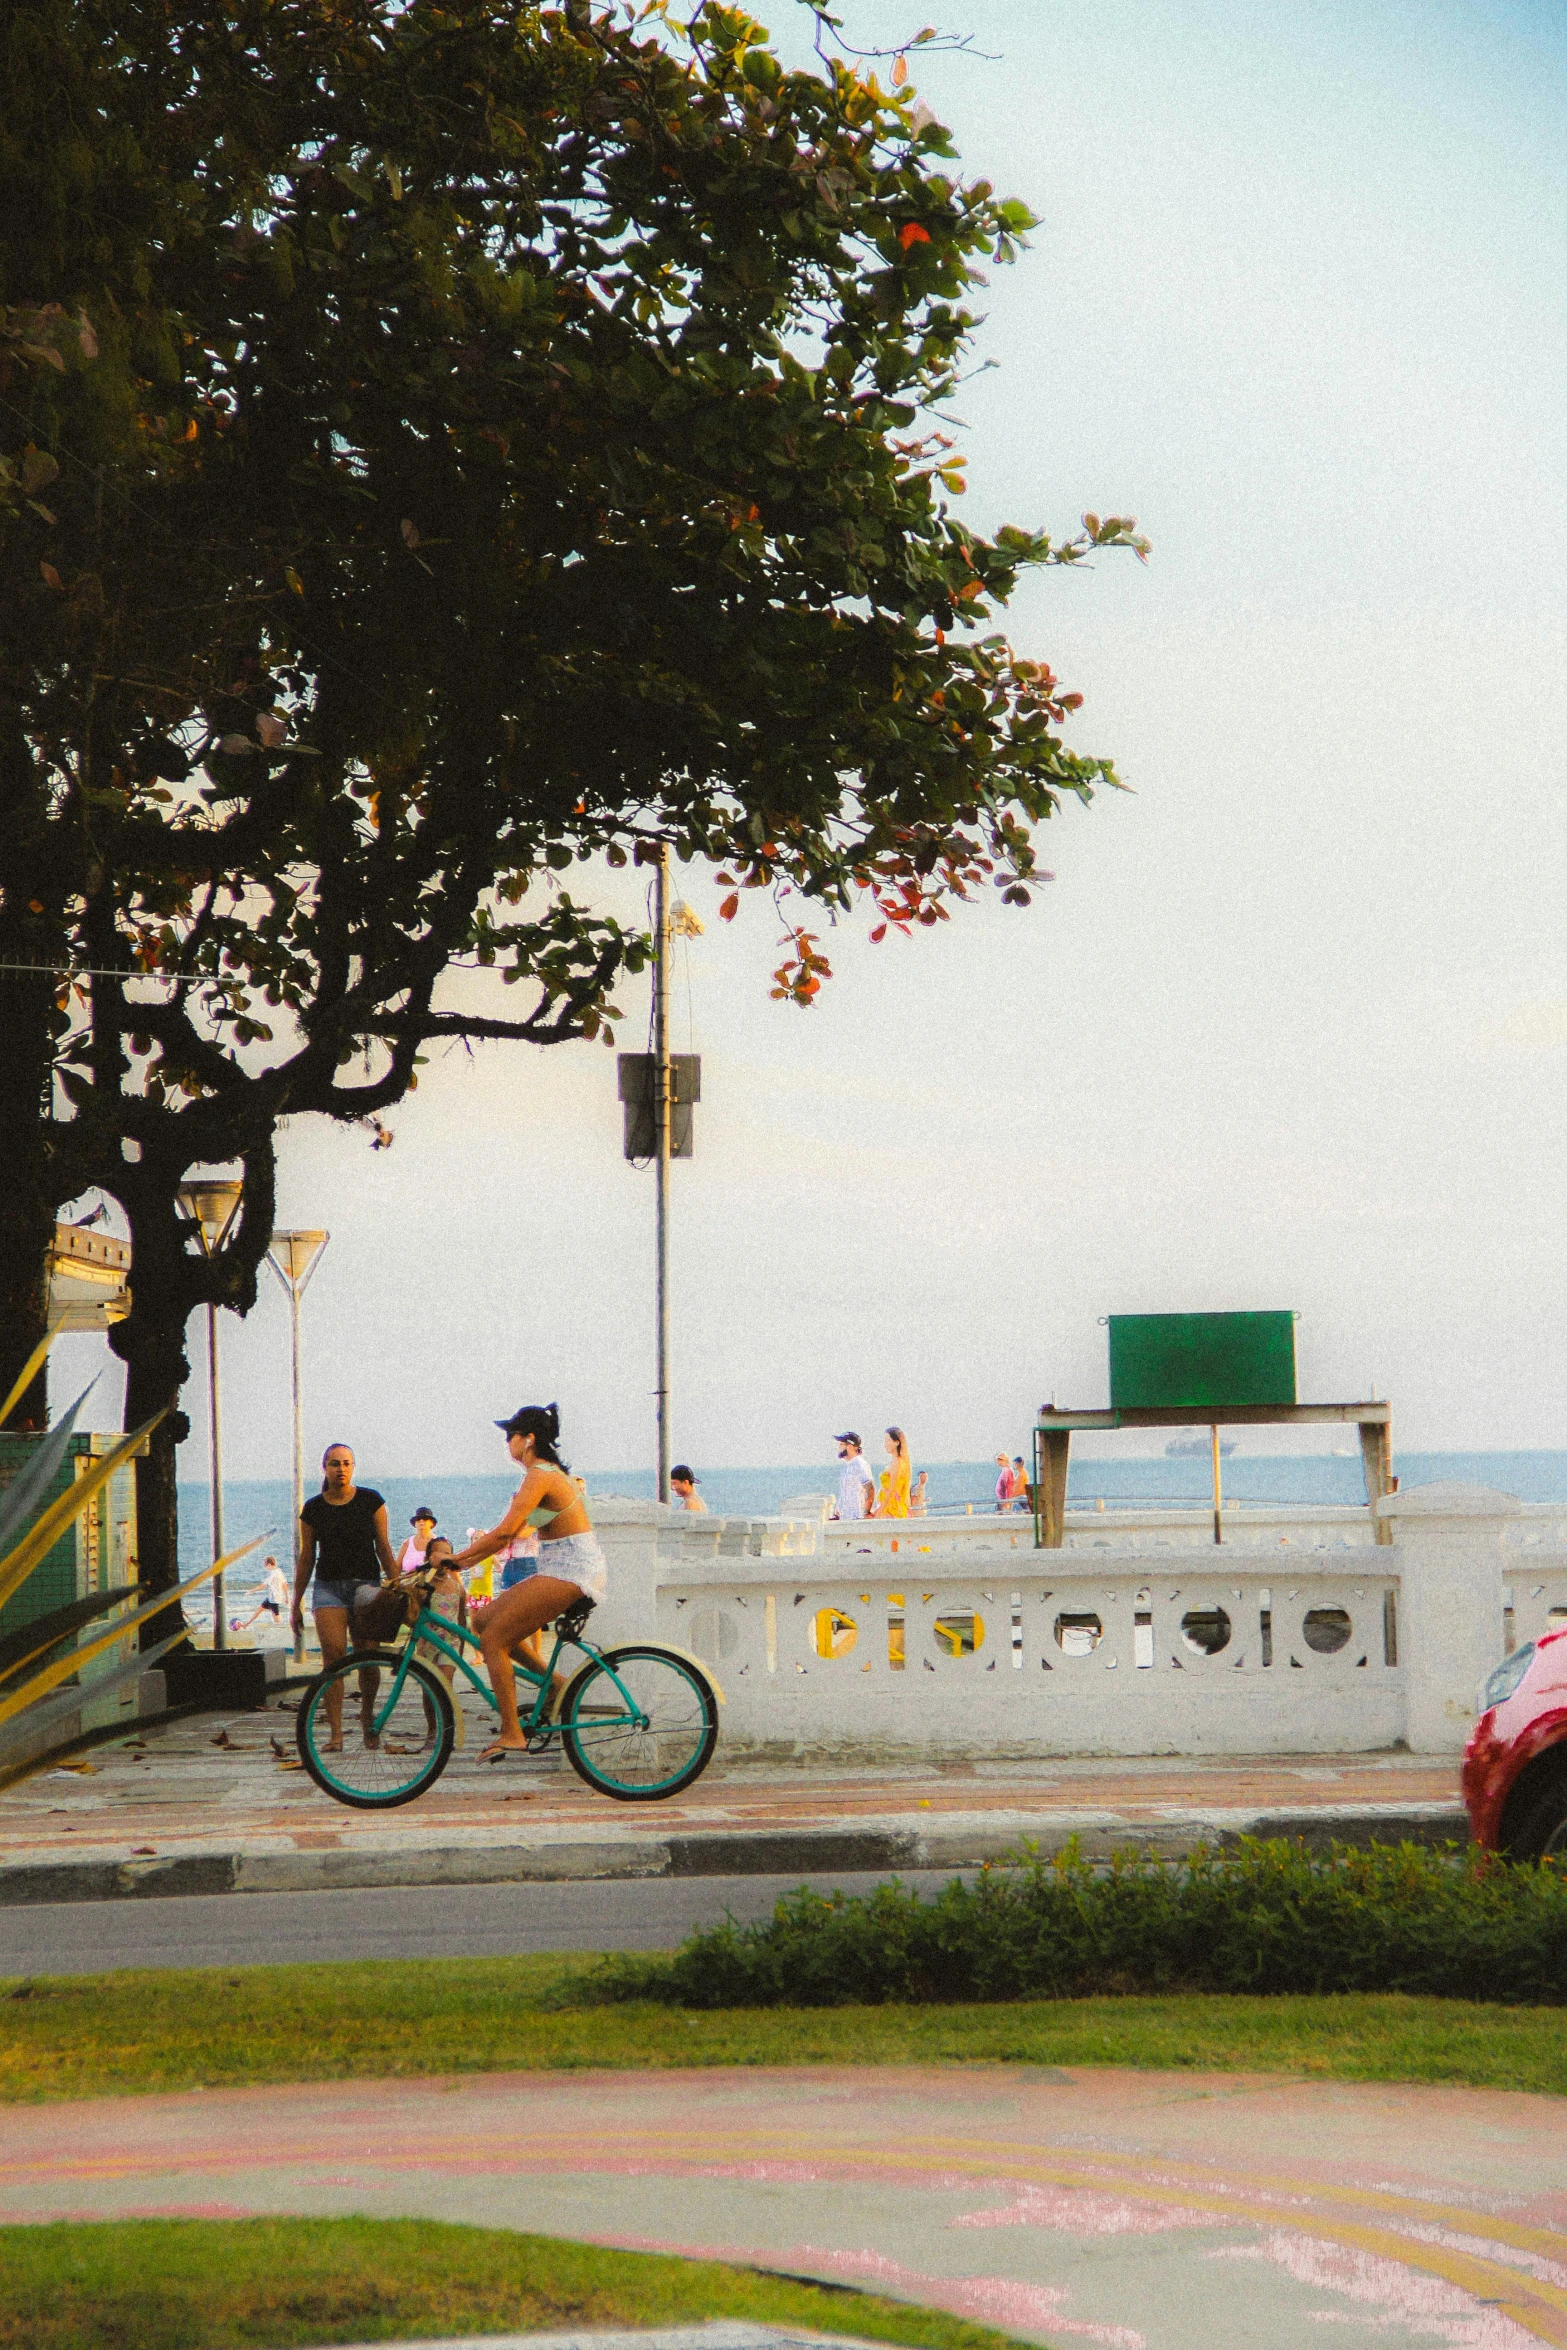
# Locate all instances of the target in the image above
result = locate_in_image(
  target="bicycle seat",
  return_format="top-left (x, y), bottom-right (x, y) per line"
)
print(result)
top-left (554, 1595), bottom-right (596, 1639)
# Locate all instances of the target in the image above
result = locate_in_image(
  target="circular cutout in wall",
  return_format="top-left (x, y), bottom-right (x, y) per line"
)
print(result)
top-left (811, 1607), bottom-right (859, 1659)
top-left (1180, 1606), bottom-right (1232, 1658)
top-left (1302, 1605), bottom-right (1352, 1655)
top-left (933, 1611), bottom-right (985, 1658)
top-left (1053, 1611), bottom-right (1102, 1657)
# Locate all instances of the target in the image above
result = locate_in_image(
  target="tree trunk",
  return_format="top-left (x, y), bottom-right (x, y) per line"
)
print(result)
top-left (124, 1385), bottom-right (189, 1653)
top-left (111, 1205), bottom-right (195, 1651)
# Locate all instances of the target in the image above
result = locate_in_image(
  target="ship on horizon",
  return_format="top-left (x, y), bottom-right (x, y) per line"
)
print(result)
top-left (1164, 1434), bottom-right (1238, 1459)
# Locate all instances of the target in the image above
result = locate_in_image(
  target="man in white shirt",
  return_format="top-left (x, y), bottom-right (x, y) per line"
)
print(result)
top-left (232, 1555), bottom-right (292, 1632)
top-left (834, 1433), bottom-right (876, 1521)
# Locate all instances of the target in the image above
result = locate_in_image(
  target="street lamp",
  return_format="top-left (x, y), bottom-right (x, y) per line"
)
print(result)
top-left (175, 1176), bottom-right (243, 1652)
top-left (265, 1231), bottom-right (329, 1662)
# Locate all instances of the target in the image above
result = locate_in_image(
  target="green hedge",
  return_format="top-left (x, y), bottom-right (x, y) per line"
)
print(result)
top-left (600, 1840), bottom-right (1567, 2009)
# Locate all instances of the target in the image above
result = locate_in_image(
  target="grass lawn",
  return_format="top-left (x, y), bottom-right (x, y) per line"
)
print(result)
top-left (0, 2214), bottom-right (1037, 2350)
top-left (2, 1956), bottom-right (1564, 2101)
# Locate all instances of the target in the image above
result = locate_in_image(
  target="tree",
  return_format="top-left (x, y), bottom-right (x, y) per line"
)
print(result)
top-left (0, 0), bottom-right (1144, 1618)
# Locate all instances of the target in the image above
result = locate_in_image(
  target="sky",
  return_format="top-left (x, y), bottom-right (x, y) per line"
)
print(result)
top-left (57, 0), bottom-right (1567, 1477)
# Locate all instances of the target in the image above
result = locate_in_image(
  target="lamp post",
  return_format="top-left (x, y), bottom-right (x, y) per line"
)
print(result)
top-left (653, 846), bottom-right (671, 1504)
top-left (265, 1232), bottom-right (329, 1661)
top-left (174, 1176), bottom-right (244, 1651)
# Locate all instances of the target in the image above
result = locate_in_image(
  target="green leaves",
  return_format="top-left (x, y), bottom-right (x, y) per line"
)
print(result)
top-left (3, 0), bottom-right (1142, 1370)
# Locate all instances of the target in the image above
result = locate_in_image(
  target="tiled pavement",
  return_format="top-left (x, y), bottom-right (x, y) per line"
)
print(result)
top-left (7, 2064), bottom-right (1564, 2348)
top-left (0, 1687), bottom-right (1465, 1901)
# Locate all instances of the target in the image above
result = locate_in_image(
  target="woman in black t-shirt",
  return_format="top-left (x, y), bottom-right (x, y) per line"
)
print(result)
top-left (292, 1442), bottom-right (399, 1750)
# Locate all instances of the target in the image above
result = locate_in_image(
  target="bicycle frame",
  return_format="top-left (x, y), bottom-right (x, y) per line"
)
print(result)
top-left (358, 1603), bottom-right (645, 1742)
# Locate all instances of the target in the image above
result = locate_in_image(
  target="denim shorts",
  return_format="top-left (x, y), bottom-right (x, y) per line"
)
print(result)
top-left (500, 1555), bottom-right (539, 1590)
top-left (313, 1576), bottom-right (380, 1614)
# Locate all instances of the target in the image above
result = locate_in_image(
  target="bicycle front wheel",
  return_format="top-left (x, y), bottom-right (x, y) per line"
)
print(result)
top-left (560, 1644), bottom-right (718, 1801)
top-left (296, 1648), bottom-right (454, 1809)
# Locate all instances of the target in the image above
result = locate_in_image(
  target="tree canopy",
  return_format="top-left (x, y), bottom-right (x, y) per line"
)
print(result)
top-left (0, 0), bottom-right (1143, 1594)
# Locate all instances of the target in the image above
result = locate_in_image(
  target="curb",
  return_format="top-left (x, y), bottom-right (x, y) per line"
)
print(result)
top-left (0, 1804), bottom-right (1470, 1906)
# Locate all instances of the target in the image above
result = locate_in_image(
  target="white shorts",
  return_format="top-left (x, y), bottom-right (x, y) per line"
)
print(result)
top-left (535, 1532), bottom-right (607, 1600)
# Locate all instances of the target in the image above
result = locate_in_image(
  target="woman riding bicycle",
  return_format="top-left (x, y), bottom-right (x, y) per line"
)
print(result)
top-left (450, 1404), bottom-right (606, 1765)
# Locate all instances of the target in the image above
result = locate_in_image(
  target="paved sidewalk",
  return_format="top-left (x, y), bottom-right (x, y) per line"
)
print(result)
top-left (0, 1694), bottom-right (1466, 1905)
top-left (299, 2331), bottom-right (884, 2350)
top-left (6, 2065), bottom-right (1563, 2348)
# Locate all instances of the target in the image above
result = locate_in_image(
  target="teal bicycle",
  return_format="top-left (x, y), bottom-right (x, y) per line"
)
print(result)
top-left (295, 1582), bottom-right (719, 1810)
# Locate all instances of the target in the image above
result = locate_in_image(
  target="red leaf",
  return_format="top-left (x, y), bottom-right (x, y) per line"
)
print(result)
top-left (39, 562), bottom-right (61, 590)
top-left (892, 53), bottom-right (908, 85)
top-left (719, 894), bottom-right (739, 922)
top-left (899, 222), bottom-right (931, 251)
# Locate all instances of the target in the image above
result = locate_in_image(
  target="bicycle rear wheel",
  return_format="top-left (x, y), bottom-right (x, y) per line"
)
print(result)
top-left (296, 1649), bottom-right (454, 1808)
top-left (560, 1644), bottom-right (718, 1801)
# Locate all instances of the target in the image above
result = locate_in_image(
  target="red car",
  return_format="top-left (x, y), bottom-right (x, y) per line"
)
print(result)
top-left (1462, 1625), bottom-right (1567, 1858)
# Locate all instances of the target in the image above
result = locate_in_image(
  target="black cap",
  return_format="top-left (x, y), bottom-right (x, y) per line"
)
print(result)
top-left (834, 1431), bottom-right (861, 1447)
top-left (496, 1402), bottom-right (560, 1440)
top-left (671, 1464), bottom-right (697, 1484)
top-left (411, 1507), bottom-right (436, 1525)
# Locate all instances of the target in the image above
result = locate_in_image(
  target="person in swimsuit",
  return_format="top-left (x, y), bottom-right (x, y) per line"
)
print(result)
top-left (450, 1404), bottom-right (607, 1764)
top-left (876, 1426), bottom-right (911, 1518)
top-left (291, 1443), bottom-right (399, 1749)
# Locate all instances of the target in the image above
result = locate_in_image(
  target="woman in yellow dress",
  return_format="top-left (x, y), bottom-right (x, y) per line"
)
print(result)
top-left (876, 1426), bottom-right (912, 1518)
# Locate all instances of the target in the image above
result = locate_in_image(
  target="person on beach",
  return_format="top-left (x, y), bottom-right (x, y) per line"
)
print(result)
top-left (291, 1445), bottom-right (399, 1749)
top-left (995, 1453), bottom-right (1015, 1512)
top-left (233, 1555), bottom-right (290, 1632)
top-left (876, 1427), bottom-right (912, 1518)
top-left (833, 1432), bottom-right (875, 1521)
top-left (451, 1404), bottom-right (607, 1765)
top-left (398, 1508), bottom-right (437, 1572)
top-left (670, 1465), bottom-right (707, 1513)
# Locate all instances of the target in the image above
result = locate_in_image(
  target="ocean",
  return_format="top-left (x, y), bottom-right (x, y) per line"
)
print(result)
top-left (178, 1448), bottom-right (1567, 1612)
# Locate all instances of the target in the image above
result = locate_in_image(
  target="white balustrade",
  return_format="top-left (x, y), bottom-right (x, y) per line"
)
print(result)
top-left (583, 1483), bottom-right (1542, 1760)
top-left (655, 1553), bottom-right (1404, 1760)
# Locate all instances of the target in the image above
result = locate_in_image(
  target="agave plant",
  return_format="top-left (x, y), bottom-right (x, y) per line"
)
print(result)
top-left (0, 1327), bottom-right (265, 1759)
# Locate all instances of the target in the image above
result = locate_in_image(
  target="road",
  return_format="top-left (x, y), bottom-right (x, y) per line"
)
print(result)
top-left (0, 1868), bottom-right (971, 1975)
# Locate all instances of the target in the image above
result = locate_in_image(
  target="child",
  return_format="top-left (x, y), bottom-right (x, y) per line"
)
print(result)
top-left (416, 1536), bottom-right (469, 1744)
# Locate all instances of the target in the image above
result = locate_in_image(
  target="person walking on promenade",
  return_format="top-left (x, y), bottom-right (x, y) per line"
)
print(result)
top-left (833, 1432), bottom-right (875, 1521)
top-left (877, 1427), bottom-right (912, 1518)
top-left (670, 1465), bottom-right (707, 1512)
top-left (233, 1555), bottom-right (290, 1633)
top-left (398, 1507), bottom-right (437, 1572)
top-left (291, 1444), bottom-right (399, 1750)
top-left (1009, 1455), bottom-right (1031, 1509)
top-left (911, 1470), bottom-right (929, 1517)
top-left (451, 1404), bottom-right (608, 1765)
top-left (995, 1453), bottom-right (1015, 1512)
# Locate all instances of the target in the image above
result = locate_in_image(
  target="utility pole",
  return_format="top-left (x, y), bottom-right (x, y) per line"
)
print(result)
top-left (653, 845), bottom-right (671, 1505)
top-left (617, 864), bottom-right (699, 1504)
